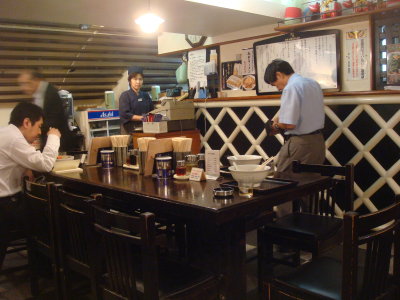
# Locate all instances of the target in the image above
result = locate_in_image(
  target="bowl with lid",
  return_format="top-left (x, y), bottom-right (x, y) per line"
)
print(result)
top-left (227, 155), bottom-right (262, 166)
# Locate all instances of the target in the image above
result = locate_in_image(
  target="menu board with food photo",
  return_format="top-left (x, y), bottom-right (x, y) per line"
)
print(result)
top-left (387, 44), bottom-right (400, 85)
top-left (221, 60), bottom-right (256, 91)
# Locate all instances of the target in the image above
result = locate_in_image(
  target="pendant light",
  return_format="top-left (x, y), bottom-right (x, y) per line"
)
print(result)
top-left (135, 0), bottom-right (164, 33)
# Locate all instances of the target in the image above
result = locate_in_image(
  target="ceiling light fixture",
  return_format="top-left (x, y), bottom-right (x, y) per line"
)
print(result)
top-left (135, 0), bottom-right (164, 33)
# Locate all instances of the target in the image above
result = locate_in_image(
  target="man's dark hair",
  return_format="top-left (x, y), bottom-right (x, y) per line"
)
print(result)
top-left (9, 102), bottom-right (44, 127)
top-left (128, 72), bottom-right (144, 82)
top-left (264, 59), bottom-right (295, 84)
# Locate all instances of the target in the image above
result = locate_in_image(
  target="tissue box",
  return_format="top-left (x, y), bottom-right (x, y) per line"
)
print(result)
top-left (143, 122), bottom-right (168, 133)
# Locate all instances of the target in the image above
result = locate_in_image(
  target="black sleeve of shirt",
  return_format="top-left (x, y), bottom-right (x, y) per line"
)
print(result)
top-left (119, 91), bottom-right (132, 124)
top-left (145, 92), bottom-right (154, 111)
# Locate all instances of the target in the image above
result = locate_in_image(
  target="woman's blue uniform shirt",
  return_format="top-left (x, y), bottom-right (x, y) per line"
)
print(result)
top-left (119, 89), bottom-right (154, 125)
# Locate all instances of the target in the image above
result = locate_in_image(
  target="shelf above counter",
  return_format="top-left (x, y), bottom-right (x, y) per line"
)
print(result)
top-left (189, 90), bottom-right (400, 103)
top-left (90, 126), bottom-right (120, 132)
top-left (274, 3), bottom-right (400, 32)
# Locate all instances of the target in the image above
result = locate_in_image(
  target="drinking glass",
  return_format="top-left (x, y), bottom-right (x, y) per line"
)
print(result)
top-left (238, 181), bottom-right (254, 198)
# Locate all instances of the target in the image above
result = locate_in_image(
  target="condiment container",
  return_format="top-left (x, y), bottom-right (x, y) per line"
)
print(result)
top-left (175, 160), bottom-right (186, 176)
top-left (100, 150), bottom-right (114, 169)
top-left (156, 156), bottom-right (173, 179)
top-left (197, 153), bottom-right (205, 169)
top-left (185, 154), bottom-right (198, 173)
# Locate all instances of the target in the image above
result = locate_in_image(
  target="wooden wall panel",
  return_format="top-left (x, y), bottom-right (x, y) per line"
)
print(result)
top-left (0, 21), bottom-right (180, 103)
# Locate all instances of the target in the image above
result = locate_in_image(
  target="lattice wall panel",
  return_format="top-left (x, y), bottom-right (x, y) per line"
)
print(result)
top-left (195, 96), bottom-right (400, 213)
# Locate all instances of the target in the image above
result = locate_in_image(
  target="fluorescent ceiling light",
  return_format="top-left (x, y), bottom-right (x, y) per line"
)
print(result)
top-left (185, 0), bottom-right (285, 18)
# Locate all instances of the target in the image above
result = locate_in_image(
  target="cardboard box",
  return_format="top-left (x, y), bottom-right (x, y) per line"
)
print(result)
top-left (150, 100), bottom-right (194, 121)
top-left (143, 122), bottom-right (168, 133)
top-left (143, 120), bottom-right (196, 133)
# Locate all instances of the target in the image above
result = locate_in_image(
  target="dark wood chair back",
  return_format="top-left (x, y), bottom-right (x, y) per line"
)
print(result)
top-left (93, 205), bottom-right (159, 300)
top-left (23, 178), bottom-right (56, 256)
top-left (51, 184), bottom-right (100, 299)
top-left (292, 160), bottom-right (354, 214)
top-left (343, 195), bottom-right (400, 299)
top-left (52, 184), bottom-right (97, 266)
top-left (267, 196), bottom-right (400, 300)
top-left (22, 177), bottom-right (61, 300)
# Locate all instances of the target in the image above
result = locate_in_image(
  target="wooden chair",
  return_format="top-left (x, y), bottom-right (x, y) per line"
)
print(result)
top-left (92, 205), bottom-right (220, 300)
top-left (257, 161), bottom-right (354, 283)
top-left (266, 195), bottom-right (400, 300)
top-left (23, 178), bottom-right (62, 300)
top-left (50, 184), bottom-right (100, 300)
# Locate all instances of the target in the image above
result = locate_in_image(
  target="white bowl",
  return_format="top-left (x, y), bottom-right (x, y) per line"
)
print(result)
top-left (227, 155), bottom-right (262, 166)
top-left (57, 155), bottom-right (74, 161)
top-left (228, 164), bottom-right (271, 184)
top-left (53, 159), bottom-right (80, 172)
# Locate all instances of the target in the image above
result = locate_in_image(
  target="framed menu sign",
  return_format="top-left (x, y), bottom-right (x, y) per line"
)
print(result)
top-left (253, 30), bottom-right (340, 95)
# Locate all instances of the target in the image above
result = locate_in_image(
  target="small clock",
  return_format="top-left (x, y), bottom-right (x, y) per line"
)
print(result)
top-left (185, 34), bottom-right (207, 48)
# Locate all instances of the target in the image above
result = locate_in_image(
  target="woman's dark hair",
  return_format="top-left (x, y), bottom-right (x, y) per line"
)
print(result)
top-left (264, 59), bottom-right (294, 84)
top-left (128, 72), bottom-right (144, 82)
top-left (9, 102), bottom-right (44, 127)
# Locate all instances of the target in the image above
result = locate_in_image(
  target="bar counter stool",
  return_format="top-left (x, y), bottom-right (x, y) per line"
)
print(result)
top-left (23, 178), bottom-right (62, 300)
top-left (92, 205), bottom-right (220, 300)
top-left (266, 195), bottom-right (400, 300)
top-left (257, 161), bottom-right (354, 288)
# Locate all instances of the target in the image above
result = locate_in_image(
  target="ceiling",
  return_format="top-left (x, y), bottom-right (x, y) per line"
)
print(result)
top-left (0, 0), bottom-right (284, 36)
top-left (0, 0), bottom-right (285, 104)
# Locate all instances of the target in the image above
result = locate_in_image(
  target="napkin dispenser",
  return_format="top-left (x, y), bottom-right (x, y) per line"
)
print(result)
top-left (150, 99), bottom-right (194, 121)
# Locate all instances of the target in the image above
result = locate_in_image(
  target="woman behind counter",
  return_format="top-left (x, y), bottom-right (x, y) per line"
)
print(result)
top-left (119, 66), bottom-right (154, 134)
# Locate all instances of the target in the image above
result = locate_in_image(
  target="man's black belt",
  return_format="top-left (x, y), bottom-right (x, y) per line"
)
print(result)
top-left (284, 129), bottom-right (322, 141)
top-left (0, 193), bottom-right (21, 202)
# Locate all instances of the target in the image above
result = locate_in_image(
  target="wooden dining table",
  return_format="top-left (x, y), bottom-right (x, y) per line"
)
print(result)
top-left (49, 166), bottom-right (331, 300)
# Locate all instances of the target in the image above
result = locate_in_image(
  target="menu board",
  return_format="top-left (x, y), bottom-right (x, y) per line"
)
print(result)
top-left (253, 30), bottom-right (340, 95)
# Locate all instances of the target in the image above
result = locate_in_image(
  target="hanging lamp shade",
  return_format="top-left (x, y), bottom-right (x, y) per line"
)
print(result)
top-left (135, 13), bottom-right (164, 33)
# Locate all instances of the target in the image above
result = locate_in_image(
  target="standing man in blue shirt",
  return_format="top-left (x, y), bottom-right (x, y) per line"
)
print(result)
top-left (264, 59), bottom-right (325, 215)
top-left (119, 67), bottom-right (154, 134)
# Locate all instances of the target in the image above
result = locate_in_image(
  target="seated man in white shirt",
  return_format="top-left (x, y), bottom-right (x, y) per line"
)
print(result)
top-left (0, 102), bottom-right (61, 265)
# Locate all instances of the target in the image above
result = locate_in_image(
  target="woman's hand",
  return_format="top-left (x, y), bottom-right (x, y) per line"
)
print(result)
top-left (131, 115), bottom-right (143, 121)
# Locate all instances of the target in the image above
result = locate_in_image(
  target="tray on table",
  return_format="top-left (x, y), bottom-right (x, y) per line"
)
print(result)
top-left (220, 178), bottom-right (298, 195)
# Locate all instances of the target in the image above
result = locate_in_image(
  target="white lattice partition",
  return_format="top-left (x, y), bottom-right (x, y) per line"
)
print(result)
top-left (195, 94), bottom-right (400, 213)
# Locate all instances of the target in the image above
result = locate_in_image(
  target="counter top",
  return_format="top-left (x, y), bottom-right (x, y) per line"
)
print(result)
top-left (49, 166), bottom-right (330, 224)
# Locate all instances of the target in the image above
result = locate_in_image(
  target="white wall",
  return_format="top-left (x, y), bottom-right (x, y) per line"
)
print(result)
top-left (0, 103), bottom-right (16, 127)
top-left (113, 71), bottom-right (129, 106)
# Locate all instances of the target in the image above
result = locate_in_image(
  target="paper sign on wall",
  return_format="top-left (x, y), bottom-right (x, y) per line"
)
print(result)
top-left (345, 29), bottom-right (368, 81)
top-left (188, 49), bottom-right (207, 88)
top-left (241, 48), bottom-right (255, 75)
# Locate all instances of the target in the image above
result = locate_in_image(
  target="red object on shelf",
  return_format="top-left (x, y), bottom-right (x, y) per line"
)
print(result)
top-left (284, 7), bottom-right (302, 18)
top-left (309, 2), bottom-right (321, 12)
top-left (321, 0), bottom-right (342, 18)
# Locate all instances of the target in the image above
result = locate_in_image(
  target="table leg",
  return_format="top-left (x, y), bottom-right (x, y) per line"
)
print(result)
top-left (187, 219), bottom-right (247, 300)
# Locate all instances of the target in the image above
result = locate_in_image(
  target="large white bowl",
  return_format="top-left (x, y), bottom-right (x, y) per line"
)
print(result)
top-left (228, 164), bottom-right (271, 184)
top-left (227, 155), bottom-right (262, 166)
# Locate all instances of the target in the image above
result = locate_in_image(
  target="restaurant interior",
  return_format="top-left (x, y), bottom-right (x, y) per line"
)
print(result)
top-left (0, 0), bottom-right (399, 299)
